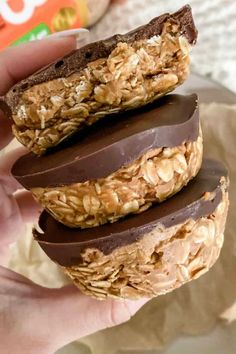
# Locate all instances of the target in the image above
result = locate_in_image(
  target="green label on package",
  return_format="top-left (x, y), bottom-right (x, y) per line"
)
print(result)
top-left (13, 23), bottom-right (51, 46)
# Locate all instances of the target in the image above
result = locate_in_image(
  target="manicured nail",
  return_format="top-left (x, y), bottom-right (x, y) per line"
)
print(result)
top-left (47, 28), bottom-right (90, 48)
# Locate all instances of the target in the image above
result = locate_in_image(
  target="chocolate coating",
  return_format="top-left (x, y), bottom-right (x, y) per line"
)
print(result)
top-left (11, 94), bottom-right (199, 189)
top-left (35, 159), bottom-right (228, 267)
top-left (1, 5), bottom-right (197, 113)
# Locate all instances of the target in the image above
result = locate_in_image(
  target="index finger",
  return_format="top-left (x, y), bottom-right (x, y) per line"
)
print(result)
top-left (0, 37), bottom-right (76, 149)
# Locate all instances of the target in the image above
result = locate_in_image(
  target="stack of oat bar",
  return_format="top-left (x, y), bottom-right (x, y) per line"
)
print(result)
top-left (1, 5), bottom-right (229, 299)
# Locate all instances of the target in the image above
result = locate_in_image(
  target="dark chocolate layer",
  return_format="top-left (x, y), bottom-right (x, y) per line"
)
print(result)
top-left (12, 94), bottom-right (199, 189)
top-left (35, 159), bottom-right (228, 267)
top-left (0, 5), bottom-right (197, 113)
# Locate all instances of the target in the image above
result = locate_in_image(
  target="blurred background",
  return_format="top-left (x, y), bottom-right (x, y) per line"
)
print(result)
top-left (1, 0), bottom-right (236, 91)
top-left (92, 0), bottom-right (236, 93)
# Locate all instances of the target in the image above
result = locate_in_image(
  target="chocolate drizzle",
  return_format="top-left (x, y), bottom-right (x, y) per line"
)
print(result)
top-left (34, 159), bottom-right (228, 267)
top-left (12, 94), bottom-right (199, 188)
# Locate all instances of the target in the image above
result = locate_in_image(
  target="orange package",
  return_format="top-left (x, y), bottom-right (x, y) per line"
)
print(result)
top-left (0, 0), bottom-right (108, 50)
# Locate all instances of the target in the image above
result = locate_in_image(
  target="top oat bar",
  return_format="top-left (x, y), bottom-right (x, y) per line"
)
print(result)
top-left (0, 5), bottom-right (197, 155)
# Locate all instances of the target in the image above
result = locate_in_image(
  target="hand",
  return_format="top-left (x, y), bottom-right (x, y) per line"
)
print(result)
top-left (0, 39), bottom-right (148, 354)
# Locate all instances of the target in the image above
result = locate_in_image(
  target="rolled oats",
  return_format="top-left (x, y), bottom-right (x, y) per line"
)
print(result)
top-left (32, 133), bottom-right (203, 228)
top-left (63, 186), bottom-right (228, 300)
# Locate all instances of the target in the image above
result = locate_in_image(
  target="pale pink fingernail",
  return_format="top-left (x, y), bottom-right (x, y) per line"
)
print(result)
top-left (47, 29), bottom-right (90, 48)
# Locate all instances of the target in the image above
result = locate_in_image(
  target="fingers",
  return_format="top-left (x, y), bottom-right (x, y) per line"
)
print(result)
top-left (0, 36), bottom-right (76, 95)
top-left (0, 146), bottom-right (28, 193)
top-left (0, 146), bottom-right (40, 265)
top-left (0, 187), bottom-right (35, 266)
top-left (0, 111), bottom-right (13, 149)
top-left (0, 185), bottom-right (23, 248)
top-left (15, 190), bottom-right (41, 223)
top-left (0, 36), bottom-right (76, 150)
top-left (0, 146), bottom-right (41, 221)
top-left (0, 265), bottom-right (53, 353)
top-left (0, 190), bottom-right (40, 266)
top-left (0, 267), bottom-right (148, 352)
top-left (36, 285), bottom-right (149, 351)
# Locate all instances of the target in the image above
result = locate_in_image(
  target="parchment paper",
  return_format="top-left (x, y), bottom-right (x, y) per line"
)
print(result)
top-left (8, 102), bottom-right (236, 353)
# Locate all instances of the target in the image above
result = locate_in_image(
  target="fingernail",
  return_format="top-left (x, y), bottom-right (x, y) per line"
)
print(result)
top-left (47, 28), bottom-right (90, 48)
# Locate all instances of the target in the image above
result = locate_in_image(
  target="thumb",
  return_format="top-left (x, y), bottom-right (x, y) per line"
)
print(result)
top-left (40, 285), bottom-right (148, 352)
top-left (0, 267), bottom-right (148, 354)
